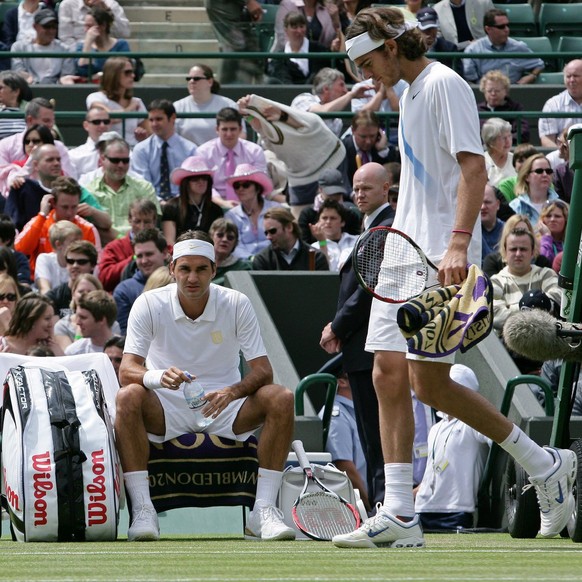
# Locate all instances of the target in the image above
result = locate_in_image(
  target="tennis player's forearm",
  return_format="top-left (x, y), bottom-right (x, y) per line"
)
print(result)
top-left (454, 152), bottom-right (487, 235)
top-left (229, 357), bottom-right (274, 399)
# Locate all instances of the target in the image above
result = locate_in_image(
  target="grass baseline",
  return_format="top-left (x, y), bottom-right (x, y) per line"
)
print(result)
top-left (0, 534), bottom-right (581, 581)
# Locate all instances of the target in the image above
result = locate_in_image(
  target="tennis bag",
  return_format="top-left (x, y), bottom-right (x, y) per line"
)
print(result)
top-left (1, 365), bottom-right (121, 542)
top-left (278, 463), bottom-right (366, 540)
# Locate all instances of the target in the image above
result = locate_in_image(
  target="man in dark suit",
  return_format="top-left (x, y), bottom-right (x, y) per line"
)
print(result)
top-left (320, 162), bottom-right (394, 507)
top-left (341, 110), bottom-right (399, 192)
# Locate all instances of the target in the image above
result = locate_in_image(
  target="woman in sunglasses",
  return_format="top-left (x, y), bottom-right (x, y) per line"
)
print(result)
top-left (509, 154), bottom-right (559, 227)
top-left (86, 56), bottom-right (150, 147)
top-left (224, 163), bottom-right (281, 260)
top-left (209, 218), bottom-right (252, 286)
top-left (162, 156), bottom-right (223, 246)
top-left (1, 294), bottom-right (64, 356)
top-left (0, 124), bottom-right (54, 197)
top-left (173, 64), bottom-right (241, 147)
top-left (0, 274), bottom-right (20, 336)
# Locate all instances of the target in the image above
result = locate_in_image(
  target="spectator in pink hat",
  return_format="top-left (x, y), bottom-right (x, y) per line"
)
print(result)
top-left (161, 156), bottom-right (223, 246)
top-left (224, 163), bottom-right (282, 260)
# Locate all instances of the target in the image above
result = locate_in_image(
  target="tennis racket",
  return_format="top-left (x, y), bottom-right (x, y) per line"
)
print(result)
top-left (291, 440), bottom-right (361, 541)
top-left (352, 226), bottom-right (439, 303)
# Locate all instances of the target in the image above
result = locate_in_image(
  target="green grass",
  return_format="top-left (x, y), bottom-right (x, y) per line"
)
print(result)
top-left (1, 534), bottom-right (582, 582)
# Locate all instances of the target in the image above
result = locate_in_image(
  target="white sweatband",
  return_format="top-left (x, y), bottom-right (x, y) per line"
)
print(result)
top-left (346, 22), bottom-right (419, 61)
top-left (172, 239), bottom-right (215, 263)
top-left (143, 369), bottom-right (165, 390)
top-left (345, 33), bottom-right (384, 61)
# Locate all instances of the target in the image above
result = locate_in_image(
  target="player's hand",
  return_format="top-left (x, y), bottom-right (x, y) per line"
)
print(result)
top-left (204, 387), bottom-right (237, 418)
top-left (162, 367), bottom-right (194, 390)
top-left (438, 243), bottom-right (469, 287)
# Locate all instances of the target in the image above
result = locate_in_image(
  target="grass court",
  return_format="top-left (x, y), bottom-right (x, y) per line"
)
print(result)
top-left (1, 533), bottom-right (582, 581)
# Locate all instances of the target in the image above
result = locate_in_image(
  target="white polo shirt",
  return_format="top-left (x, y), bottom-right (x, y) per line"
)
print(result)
top-left (124, 283), bottom-right (267, 393)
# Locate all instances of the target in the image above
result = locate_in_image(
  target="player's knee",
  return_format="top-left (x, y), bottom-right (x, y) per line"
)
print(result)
top-left (115, 383), bottom-right (147, 416)
top-left (262, 384), bottom-right (294, 417)
top-left (410, 366), bottom-right (447, 408)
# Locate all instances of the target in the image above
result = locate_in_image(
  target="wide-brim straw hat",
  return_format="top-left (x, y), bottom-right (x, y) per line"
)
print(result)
top-left (171, 156), bottom-right (215, 185)
top-left (225, 163), bottom-right (273, 195)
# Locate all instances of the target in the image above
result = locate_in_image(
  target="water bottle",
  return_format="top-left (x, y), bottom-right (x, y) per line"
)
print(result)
top-left (182, 374), bottom-right (212, 429)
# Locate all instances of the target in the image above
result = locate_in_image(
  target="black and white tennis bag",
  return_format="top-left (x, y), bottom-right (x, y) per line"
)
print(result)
top-left (1, 365), bottom-right (121, 542)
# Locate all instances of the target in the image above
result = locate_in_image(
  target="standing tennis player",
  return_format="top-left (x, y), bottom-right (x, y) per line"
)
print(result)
top-left (333, 6), bottom-right (576, 548)
top-left (116, 230), bottom-right (296, 542)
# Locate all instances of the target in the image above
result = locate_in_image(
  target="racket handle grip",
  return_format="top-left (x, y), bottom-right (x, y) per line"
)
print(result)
top-left (292, 440), bottom-right (310, 470)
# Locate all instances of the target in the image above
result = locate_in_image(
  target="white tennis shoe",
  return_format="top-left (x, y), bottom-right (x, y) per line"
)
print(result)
top-left (332, 508), bottom-right (425, 548)
top-left (128, 505), bottom-right (160, 541)
top-left (528, 446), bottom-right (577, 538)
top-left (245, 505), bottom-right (296, 541)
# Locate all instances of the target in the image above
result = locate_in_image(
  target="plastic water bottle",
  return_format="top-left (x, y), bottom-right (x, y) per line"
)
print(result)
top-left (182, 374), bottom-right (212, 429)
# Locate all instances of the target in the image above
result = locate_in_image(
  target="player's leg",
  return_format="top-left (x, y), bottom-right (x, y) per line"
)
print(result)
top-left (333, 350), bottom-right (425, 548)
top-left (115, 384), bottom-right (166, 542)
top-left (410, 360), bottom-right (577, 538)
top-left (232, 383), bottom-right (296, 541)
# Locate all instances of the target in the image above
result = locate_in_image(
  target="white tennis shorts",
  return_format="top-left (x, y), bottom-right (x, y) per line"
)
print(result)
top-left (365, 270), bottom-right (455, 364)
top-left (147, 388), bottom-right (256, 444)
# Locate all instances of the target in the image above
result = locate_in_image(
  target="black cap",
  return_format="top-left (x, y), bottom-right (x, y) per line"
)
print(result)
top-left (318, 169), bottom-right (346, 196)
top-left (519, 289), bottom-right (552, 313)
top-left (34, 9), bottom-right (58, 26)
top-left (417, 7), bottom-right (439, 31)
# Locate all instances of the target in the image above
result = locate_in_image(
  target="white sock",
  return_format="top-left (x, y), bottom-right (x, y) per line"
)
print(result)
top-left (499, 425), bottom-right (554, 478)
top-left (383, 463), bottom-right (415, 518)
top-left (254, 467), bottom-right (283, 508)
top-left (124, 470), bottom-right (154, 514)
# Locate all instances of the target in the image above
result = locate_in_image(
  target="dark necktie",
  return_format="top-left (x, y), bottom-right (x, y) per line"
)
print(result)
top-left (159, 141), bottom-right (171, 200)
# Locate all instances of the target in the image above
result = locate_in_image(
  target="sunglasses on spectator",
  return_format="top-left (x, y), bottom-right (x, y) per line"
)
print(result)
top-left (215, 232), bottom-right (236, 241)
top-left (186, 76), bottom-right (208, 82)
top-left (0, 293), bottom-right (17, 301)
top-left (88, 119), bottom-right (111, 126)
top-left (264, 227), bottom-right (278, 236)
top-left (233, 181), bottom-right (254, 190)
top-left (123, 69), bottom-right (135, 76)
top-left (24, 138), bottom-right (42, 145)
top-left (105, 156), bottom-right (130, 165)
top-left (489, 23), bottom-right (509, 29)
top-left (530, 168), bottom-right (553, 175)
top-left (66, 258), bottom-right (91, 266)
top-left (41, 23), bottom-right (58, 29)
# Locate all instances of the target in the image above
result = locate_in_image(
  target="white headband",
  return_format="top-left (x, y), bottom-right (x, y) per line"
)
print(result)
top-left (172, 240), bottom-right (215, 263)
top-left (346, 22), bottom-right (419, 61)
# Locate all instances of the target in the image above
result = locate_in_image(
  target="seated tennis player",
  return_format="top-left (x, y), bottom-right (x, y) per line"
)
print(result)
top-left (116, 230), bottom-right (296, 542)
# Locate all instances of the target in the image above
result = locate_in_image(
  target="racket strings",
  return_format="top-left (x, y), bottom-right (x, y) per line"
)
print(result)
top-left (294, 492), bottom-right (358, 539)
top-left (358, 232), bottom-right (428, 302)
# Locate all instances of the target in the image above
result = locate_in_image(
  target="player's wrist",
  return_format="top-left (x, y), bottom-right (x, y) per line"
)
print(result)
top-left (143, 369), bottom-right (165, 390)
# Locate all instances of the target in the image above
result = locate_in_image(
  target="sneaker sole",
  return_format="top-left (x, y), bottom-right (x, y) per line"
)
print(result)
top-left (244, 530), bottom-right (296, 542)
top-left (333, 536), bottom-right (425, 549)
top-left (540, 450), bottom-right (577, 538)
top-left (128, 531), bottom-right (160, 542)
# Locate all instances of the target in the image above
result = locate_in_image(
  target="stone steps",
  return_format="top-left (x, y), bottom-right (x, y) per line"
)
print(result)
top-left (124, 7), bottom-right (209, 24)
top-left (129, 38), bottom-right (218, 53)
top-left (131, 22), bottom-right (215, 40)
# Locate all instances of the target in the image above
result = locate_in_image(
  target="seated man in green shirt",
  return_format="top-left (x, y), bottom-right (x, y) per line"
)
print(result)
top-left (86, 137), bottom-right (161, 244)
